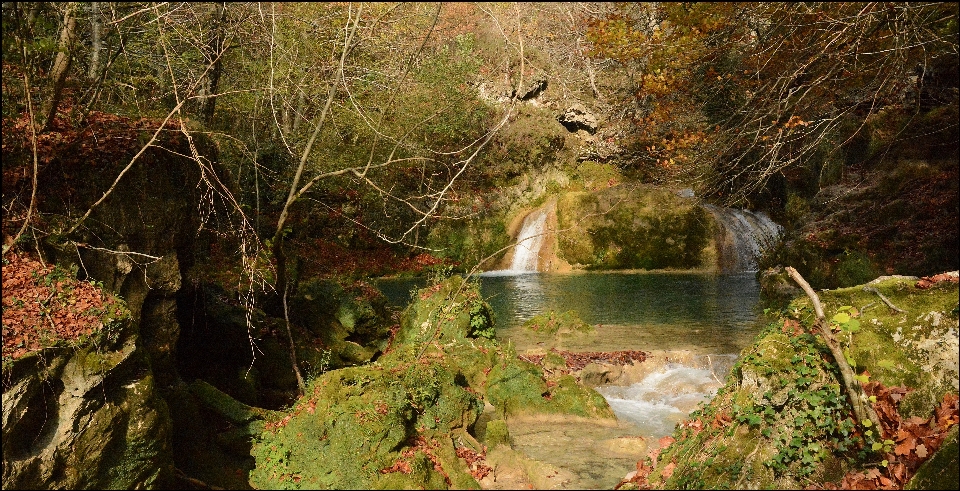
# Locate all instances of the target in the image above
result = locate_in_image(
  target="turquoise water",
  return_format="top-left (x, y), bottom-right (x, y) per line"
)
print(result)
top-left (376, 271), bottom-right (763, 355)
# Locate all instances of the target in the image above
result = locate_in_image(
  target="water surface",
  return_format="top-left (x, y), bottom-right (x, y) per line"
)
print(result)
top-left (378, 271), bottom-right (762, 355)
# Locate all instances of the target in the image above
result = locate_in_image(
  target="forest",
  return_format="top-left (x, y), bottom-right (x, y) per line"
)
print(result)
top-left (2, 2), bottom-right (958, 490)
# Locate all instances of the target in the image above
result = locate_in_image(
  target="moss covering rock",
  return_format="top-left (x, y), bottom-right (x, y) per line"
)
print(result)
top-left (2, 288), bottom-right (174, 489)
top-left (639, 274), bottom-right (959, 489)
top-left (249, 275), bottom-right (614, 489)
top-left (556, 185), bottom-right (715, 270)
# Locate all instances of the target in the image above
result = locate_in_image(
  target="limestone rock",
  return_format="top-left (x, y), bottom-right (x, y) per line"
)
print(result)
top-left (2, 323), bottom-right (172, 489)
top-left (558, 103), bottom-right (599, 134)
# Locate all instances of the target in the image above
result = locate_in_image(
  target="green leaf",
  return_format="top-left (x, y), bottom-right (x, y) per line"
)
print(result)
top-left (876, 359), bottom-right (896, 369)
top-left (881, 459), bottom-right (888, 467)
top-left (855, 374), bottom-right (869, 383)
top-left (837, 306), bottom-right (853, 312)
top-left (846, 319), bottom-right (860, 332)
top-left (872, 442), bottom-right (883, 451)
top-left (845, 349), bottom-right (858, 368)
top-left (832, 312), bottom-right (851, 324)
top-left (862, 419), bottom-right (873, 427)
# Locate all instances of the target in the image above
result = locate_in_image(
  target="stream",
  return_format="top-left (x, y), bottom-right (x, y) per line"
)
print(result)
top-left (378, 270), bottom-right (763, 489)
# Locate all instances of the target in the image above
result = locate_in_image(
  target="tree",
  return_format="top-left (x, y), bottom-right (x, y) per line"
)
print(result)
top-left (586, 2), bottom-right (959, 205)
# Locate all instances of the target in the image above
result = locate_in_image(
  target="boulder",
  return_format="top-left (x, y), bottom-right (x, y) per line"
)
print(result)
top-left (558, 102), bottom-right (599, 134)
top-left (2, 318), bottom-right (173, 489)
top-left (516, 75), bottom-right (547, 100)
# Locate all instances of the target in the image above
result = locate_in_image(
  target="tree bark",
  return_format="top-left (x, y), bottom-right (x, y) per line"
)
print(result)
top-left (40, 3), bottom-right (78, 131)
top-left (87, 2), bottom-right (102, 81)
top-left (786, 266), bottom-right (885, 437)
top-left (199, 3), bottom-right (227, 124)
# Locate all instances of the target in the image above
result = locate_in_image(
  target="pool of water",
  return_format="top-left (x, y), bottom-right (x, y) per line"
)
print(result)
top-left (377, 270), bottom-right (763, 487)
top-left (377, 270), bottom-right (763, 355)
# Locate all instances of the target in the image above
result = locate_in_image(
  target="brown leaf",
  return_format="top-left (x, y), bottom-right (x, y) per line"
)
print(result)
top-left (915, 444), bottom-right (927, 458)
top-left (658, 436), bottom-right (676, 449)
top-left (895, 439), bottom-right (914, 456)
top-left (661, 462), bottom-right (676, 479)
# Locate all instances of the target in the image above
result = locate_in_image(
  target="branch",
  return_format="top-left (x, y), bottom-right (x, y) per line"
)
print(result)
top-left (861, 286), bottom-right (905, 313)
top-left (4, 18), bottom-right (40, 257)
top-left (785, 266), bottom-right (885, 438)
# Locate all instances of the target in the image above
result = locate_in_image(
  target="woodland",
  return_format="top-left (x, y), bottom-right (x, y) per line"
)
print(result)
top-left (1, 2), bottom-right (958, 490)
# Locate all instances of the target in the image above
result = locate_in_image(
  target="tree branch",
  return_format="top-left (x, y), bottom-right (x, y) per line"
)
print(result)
top-left (786, 266), bottom-right (885, 437)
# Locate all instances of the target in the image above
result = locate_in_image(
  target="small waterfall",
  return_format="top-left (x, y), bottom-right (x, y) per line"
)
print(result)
top-left (595, 355), bottom-right (735, 439)
top-left (509, 206), bottom-right (549, 272)
top-left (703, 204), bottom-right (782, 273)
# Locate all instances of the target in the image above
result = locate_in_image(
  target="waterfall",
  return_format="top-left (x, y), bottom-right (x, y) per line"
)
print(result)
top-left (509, 206), bottom-right (549, 272)
top-left (703, 204), bottom-right (782, 273)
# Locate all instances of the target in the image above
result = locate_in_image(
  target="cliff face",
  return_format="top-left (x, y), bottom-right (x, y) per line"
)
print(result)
top-left (3, 117), bottom-right (216, 489)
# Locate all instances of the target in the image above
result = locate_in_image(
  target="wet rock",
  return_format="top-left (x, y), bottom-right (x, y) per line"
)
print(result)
top-left (579, 362), bottom-right (623, 387)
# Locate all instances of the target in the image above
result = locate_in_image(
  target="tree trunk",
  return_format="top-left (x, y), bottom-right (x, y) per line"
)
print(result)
top-left (40, 3), bottom-right (78, 131)
top-left (199, 3), bottom-right (227, 124)
top-left (87, 2), bottom-right (102, 81)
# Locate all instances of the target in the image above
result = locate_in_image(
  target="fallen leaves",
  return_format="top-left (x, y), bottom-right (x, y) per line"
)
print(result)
top-left (519, 348), bottom-right (647, 375)
top-left (2, 251), bottom-right (124, 361)
top-left (814, 382), bottom-right (959, 490)
top-left (455, 446), bottom-right (493, 481)
top-left (915, 271), bottom-right (959, 289)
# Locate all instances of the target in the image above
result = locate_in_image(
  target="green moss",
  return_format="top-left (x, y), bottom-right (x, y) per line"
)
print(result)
top-left (522, 310), bottom-right (594, 336)
top-left (555, 185), bottom-right (714, 270)
top-left (905, 424), bottom-right (959, 490)
top-left (250, 276), bottom-right (616, 489)
top-left (644, 276), bottom-right (959, 489)
top-left (483, 419), bottom-right (511, 447)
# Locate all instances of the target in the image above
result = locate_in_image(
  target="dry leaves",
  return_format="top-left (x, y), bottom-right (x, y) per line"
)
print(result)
top-left (2, 251), bottom-right (123, 361)
top-left (814, 383), bottom-right (959, 490)
top-left (519, 348), bottom-right (647, 375)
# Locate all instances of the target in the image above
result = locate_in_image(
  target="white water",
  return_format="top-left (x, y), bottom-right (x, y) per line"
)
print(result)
top-left (595, 355), bottom-right (736, 439)
top-left (703, 204), bottom-right (782, 273)
top-left (506, 206), bottom-right (549, 273)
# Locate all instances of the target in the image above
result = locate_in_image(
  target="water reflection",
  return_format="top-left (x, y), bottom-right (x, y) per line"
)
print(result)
top-left (376, 271), bottom-right (762, 356)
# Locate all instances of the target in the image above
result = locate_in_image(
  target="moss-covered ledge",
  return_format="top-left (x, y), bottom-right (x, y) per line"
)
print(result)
top-left (628, 273), bottom-right (958, 490)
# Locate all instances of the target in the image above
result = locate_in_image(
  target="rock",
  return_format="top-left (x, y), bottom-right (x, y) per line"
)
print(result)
top-left (579, 362), bottom-right (623, 387)
top-left (558, 103), bottom-right (599, 134)
top-left (759, 266), bottom-right (802, 304)
top-left (2, 321), bottom-right (173, 489)
top-left (905, 424), bottom-right (959, 490)
top-left (516, 75), bottom-right (547, 100)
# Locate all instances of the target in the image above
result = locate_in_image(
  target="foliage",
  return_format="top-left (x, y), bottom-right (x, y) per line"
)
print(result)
top-left (586, 2), bottom-right (959, 205)
top-left (628, 274), bottom-right (959, 490)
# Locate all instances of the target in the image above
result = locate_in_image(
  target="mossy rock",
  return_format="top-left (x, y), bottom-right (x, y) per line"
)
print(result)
top-left (249, 276), bottom-right (615, 489)
top-left (555, 185), bottom-right (714, 270)
top-left (522, 310), bottom-right (594, 336)
top-left (905, 424), bottom-right (959, 490)
top-left (643, 274), bottom-right (958, 489)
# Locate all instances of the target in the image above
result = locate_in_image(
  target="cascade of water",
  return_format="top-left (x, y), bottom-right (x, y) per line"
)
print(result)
top-left (509, 206), bottom-right (549, 272)
top-left (596, 361), bottom-right (727, 438)
top-left (703, 204), bottom-right (783, 273)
